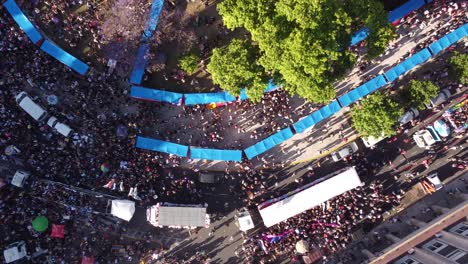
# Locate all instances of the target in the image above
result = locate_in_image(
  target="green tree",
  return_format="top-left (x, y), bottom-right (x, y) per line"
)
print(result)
top-left (449, 52), bottom-right (468, 85)
top-left (351, 92), bottom-right (403, 138)
top-left (207, 39), bottom-right (268, 103)
top-left (178, 53), bottom-right (199, 75)
top-left (218, 0), bottom-right (393, 103)
top-left (402, 80), bottom-right (439, 110)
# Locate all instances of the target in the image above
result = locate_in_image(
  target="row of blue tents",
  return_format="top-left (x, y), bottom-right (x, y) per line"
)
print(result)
top-left (130, 80), bottom-right (280, 105)
top-left (129, 0), bottom-right (165, 84)
top-left (3, 0), bottom-right (89, 75)
top-left (136, 23), bottom-right (468, 162)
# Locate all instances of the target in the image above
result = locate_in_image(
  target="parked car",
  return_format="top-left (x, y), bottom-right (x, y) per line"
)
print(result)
top-left (198, 172), bottom-right (223, 184)
top-left (10, 170), bottom-right (30, 188)
top-left (427, 89), bottom-right (451, 109)
top-left (398, 108), bottom-right (419, 125)
top-left (426, 173), bottom-right (443, 191)
top-left (236, 208), bottom-right (255, 232)
top-left (15, 91), bottom-right (48, 122)
top-left (413, 129), bottom-right (440, 148)
top-left (433, 119), bottom-right (451, 138)
top-left (47, 116), bottom-right (73, 137)
top-left (331, 142), bottom-right (359, 162)
top-left (361, 135), bottom-right (386, 148)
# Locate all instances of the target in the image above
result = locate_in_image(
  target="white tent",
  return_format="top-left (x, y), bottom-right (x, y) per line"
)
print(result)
top-left (258, 167), bottom-right (362, 227)
top-left (4, 241), bottom-right (27, 263)
top-left (111, 200), bottom-right (135, 221)
top-left (237, 210), bottom-right (254, 231)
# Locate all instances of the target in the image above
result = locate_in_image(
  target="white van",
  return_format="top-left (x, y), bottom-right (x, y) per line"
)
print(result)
top-left (47, 116), bottom-right (73, 137)
top-left (15, 91), bottom-right (48, 122)
top-left (10, 170), bottom-right (30, 188)
top-left (361, 135), bottom-right (386, 148)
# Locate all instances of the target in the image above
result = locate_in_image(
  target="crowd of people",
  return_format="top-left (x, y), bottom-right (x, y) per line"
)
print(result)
top-left (0, 0), bottom-right (466, 263)
top-left (240, 179), bottom-right (402, 263)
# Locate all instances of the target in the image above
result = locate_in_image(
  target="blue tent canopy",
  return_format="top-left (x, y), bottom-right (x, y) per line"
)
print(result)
top-left (384, 48), bottom-right (431, 82)
top-left (319, 101), bottom-right (342, 120)
top-left (184, 92), bottom-right (237, 105)
top-left (244, 127), bottom-right (294, 159)
top-left (142, 0), bottom-right (164, 41)
top-left (3, 0), bottom-right (42, 44)
top-left (190, 147), bottom-right (242, 162)
top-left (129, 43), bottom-right (149, 84)
top-left (338, 89), bottom-right (362, 108)
top-left (135, 136), bottom-right (188, 157)
top-left (429, 24), bottom-right (468, 55)
top-left (131, 86), bottom-right (183, 105)
top-left (40, 40), bottom-right (89, 75)
top-left (264, 80), bottom-right (280, 93)
top-left (350, 28), bottom-right (370, 46)
top-left (388, 0), bottom-right (428, 23)
top-left (293, 101), bottom-right (341, 134)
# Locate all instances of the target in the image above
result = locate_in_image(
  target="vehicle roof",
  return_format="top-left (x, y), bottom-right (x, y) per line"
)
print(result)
top-left (17, 95), bottom-right (47, 120)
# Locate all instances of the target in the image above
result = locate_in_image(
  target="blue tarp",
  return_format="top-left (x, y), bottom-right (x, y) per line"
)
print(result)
top-left (350, 28), bottom-right (370, 46)
top-left (293, 101), bottom-right (341, 134)
top-left (338, 89), bottom-right (362, 108)
top-left (384, 48), bottom-right (431, 82)
top-left (319, 101), bottom-right (342, 120)
top-left (40, 40), bottom-right (89, 75)
top-left (350, 74), bottom-right (388, 102)
top-left (429, 24), bottom-right (468, 55)
top-left (135, 136), bottom-right (188, 157)
top-left (264, 80), bottom-right (280, 93)
top-left (184, 92), bottom-right (237, 105)
top-left (3, 0), bottom-right (42, 44)
top-left (388, 0), bottom-right (427, 23)
top-left (244, 127), bottom-right (294, 159)
top-left (190, 147), bottom-right (242, 162)
top-left (129, 43), bottom-right (149, 84)
top-left (142, 0), bottom-right (165, 41)
top-left (130, 86), bottom-right (183, 105)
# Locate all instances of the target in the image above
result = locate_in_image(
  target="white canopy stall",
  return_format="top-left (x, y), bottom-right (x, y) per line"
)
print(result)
top-left (111, 200), bottom-right (135, 221)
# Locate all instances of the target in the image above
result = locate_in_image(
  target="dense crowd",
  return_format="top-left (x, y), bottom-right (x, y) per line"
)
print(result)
top-left (0, 0), bottom-right (467, 263)
top-left (240, 179), bottom-right (402, 263)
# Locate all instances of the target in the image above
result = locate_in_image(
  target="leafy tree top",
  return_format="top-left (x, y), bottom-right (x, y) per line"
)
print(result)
top-left (402, 80), bottom-right (439, 110)
top-left (179, 53), bottom-right (199, 75)
top-left (217, 0), bottom-right (394, 103)
top-left (351, 92), bottom-right (403, 138)
top-left (207, 39), bottom-right (268, 102)
top-left (449, 52), bottom-right (468, 85)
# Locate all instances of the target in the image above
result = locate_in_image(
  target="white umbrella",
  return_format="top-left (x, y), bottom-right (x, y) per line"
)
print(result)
top-left (296, 240), bottom-right (309, 254)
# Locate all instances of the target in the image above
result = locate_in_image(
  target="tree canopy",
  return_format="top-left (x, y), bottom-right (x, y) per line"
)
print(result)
top-left (207, 39), bottom-right (268, 102)
top-left (179, 53), bottom-right (199, 75)
top-left (449, 52), bottom-right (468, 85)
top-left (402, 80), bottom-right (439, 110)
top-left (217, 0), bottom-right (394, 103)
top-left (351, 92), bottom-right (403, 138)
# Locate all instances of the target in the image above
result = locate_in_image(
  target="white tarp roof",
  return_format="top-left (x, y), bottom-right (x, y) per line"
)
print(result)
top-left (153, 206), bottom-right (207, 227)
top-left (237, 211), bottom-right (254, 231)
top-left (111, 200), bottom-right (135, 221)
top-left (11, 171), bottom-right (29, 187)
top-left (258, 167), bottom-right (362, 227)
top-left (4, 241), bottom-right (27, 263)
